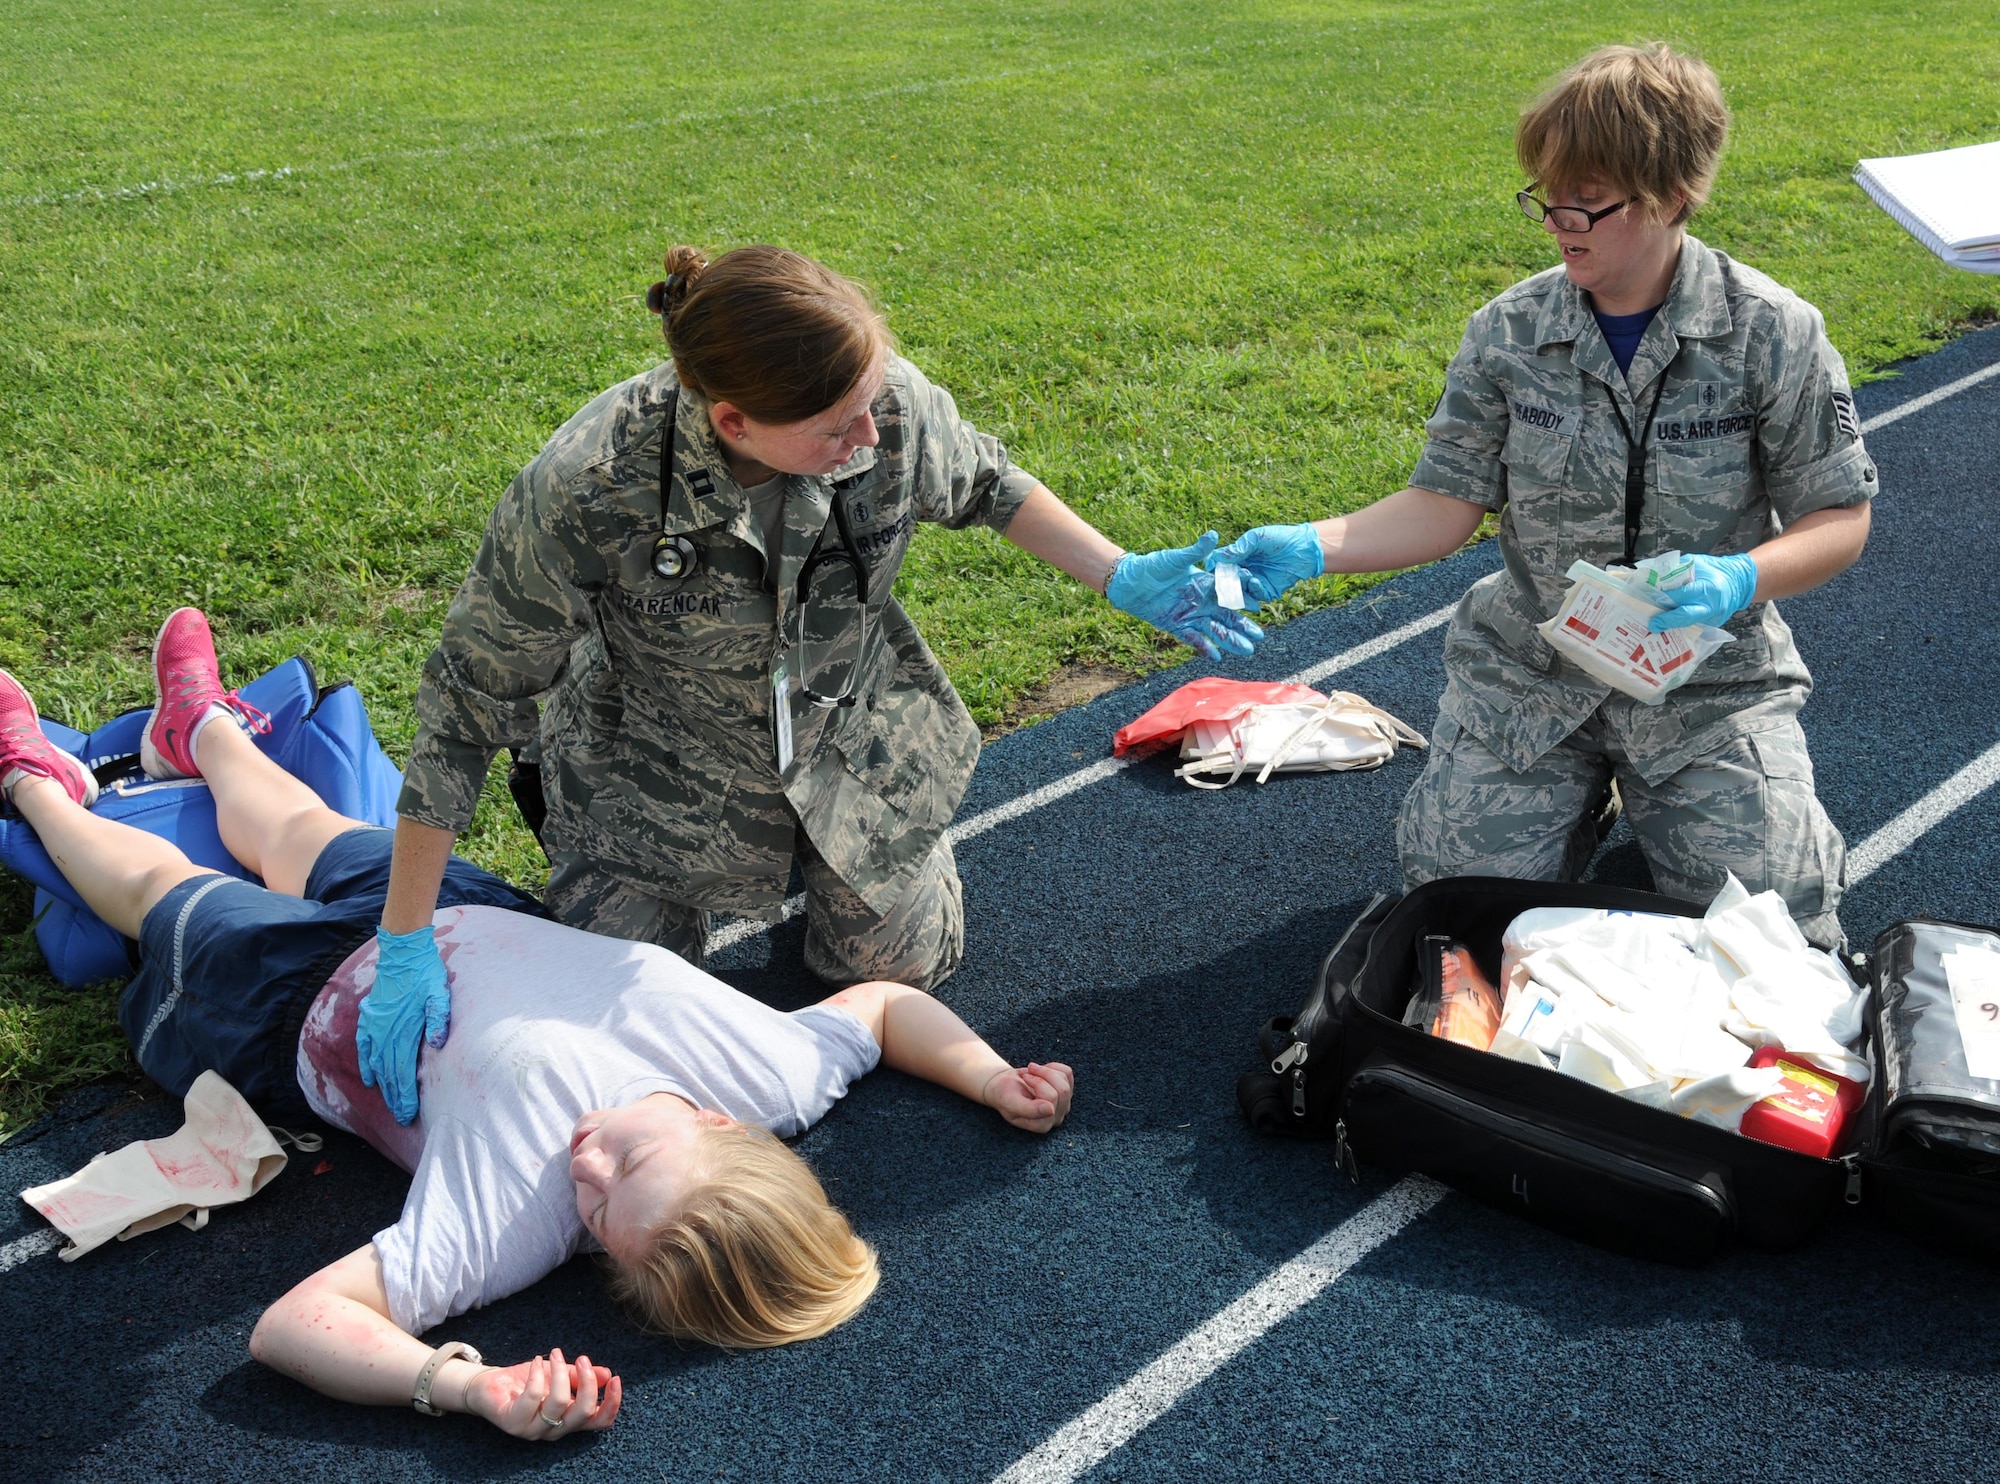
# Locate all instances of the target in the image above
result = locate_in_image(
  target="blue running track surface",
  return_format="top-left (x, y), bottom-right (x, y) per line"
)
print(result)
top-left (2, 325), bottom-right (1997, 1483)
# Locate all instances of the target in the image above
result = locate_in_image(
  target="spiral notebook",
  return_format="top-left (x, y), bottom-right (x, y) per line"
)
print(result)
top-left (1854, 140), bottom-right (2000, 276)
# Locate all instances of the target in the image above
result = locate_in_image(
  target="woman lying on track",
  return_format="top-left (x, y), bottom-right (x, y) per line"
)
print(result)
top-left (0, 607), bottom-right (1072, 1442)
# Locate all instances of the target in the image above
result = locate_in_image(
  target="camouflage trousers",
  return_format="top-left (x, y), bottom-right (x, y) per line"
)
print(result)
top-left (543, 833), bottom-right (964, 992)
top-left (1396, 710), bottom-right (1847, 951)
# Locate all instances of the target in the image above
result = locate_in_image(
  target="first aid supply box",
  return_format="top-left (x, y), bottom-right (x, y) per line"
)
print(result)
top-left (1239, 878), bottom-right (2000, 1266)
top-left (1538, 557), bottom-right (1733, 704)
top-left (1738, 1046), bottom-right (1868, 1161)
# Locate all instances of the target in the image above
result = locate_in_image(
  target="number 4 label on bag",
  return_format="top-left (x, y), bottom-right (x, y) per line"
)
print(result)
top-left (1943, 944), bottom-right (2000, 1082)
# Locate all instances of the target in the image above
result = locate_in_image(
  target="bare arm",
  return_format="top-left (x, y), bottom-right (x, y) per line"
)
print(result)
top-left (819, 981), bottom-right (1074, 1133)
top-left (380, 816), bottom-right (458, 935)
top-left (1748, 502), bottom-right (1870, 602)
top-left (1311, 485), bottom-right (1489, 574)
top-left (250, 1244), bottom-right (622, 1439)
top-left (1000, 484), bottom-right (1126, 593)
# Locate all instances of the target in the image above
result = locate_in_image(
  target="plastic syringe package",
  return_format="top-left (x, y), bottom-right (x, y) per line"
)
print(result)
top-left (1538, 554), bottom-right (1734, 705)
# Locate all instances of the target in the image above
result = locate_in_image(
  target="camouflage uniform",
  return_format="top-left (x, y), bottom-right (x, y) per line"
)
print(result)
top-left (398, 355), bottom-right (1038, 989)
top-left (1395, 237), bottom-right (1876, 949)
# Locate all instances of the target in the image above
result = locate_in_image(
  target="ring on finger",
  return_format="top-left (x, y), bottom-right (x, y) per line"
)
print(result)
top-left (541, 1408), bottom-right (567, 1428)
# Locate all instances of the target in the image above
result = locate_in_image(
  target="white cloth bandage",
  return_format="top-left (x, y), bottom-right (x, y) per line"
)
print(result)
top-left (1174, 692), bottom-right (1426, 789)
top-left (1489, 874), bottom-right (1871, 1126)
top-left (19, 1071), bottom-right (303, 1260)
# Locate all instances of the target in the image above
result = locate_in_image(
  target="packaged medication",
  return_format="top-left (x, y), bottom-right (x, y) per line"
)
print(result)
top-left (1212, 562), bottom-right (1246, 611)
top-left (1737, 1046), bottom-right (1868, 1158)
top-left (1427, 939), bottom-right (1503, 1051)
top-left (1538, 553), bottom-right (1733, 704)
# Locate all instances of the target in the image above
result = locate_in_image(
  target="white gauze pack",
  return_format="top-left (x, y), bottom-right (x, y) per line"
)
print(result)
top-left (1493, 879), bottom-right (1872, 1127)
top-left (1175, 692), bottom-right (1426, 789)
top-left (1538, 553), bottom-right (1734, 704)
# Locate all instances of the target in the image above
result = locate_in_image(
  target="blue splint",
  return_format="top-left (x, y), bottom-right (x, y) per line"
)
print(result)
top-left (0, 658), bottom-right (402, 986)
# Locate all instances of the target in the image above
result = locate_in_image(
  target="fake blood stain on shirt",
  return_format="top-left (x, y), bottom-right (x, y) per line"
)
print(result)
top-left (294, 914), bottom-right (477, 1175)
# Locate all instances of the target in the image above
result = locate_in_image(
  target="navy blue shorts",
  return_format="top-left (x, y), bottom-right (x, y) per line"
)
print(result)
top-left (119, 827), bottom-right (544, 1117)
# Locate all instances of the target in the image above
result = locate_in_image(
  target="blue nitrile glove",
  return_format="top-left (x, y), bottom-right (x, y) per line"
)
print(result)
top-left (1107, 531), bottom-right (1265, 661)
top-left (1647, 553), bottom-right (1760, 632)
top-left (355, 925), bottom-right (451, 1126)
top-left (1203, 523), bottom-right (1326, 607)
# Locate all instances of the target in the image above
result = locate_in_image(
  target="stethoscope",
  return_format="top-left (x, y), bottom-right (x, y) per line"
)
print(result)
top-left (651, 387), bottom-right (872, 708)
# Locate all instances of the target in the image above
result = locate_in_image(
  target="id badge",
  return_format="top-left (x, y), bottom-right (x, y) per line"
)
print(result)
top-left (772, 664), bottom-right (794, 774)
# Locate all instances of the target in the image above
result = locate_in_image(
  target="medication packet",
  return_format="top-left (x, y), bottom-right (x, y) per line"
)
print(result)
top-left (1213, 563), bottom-right (1246, 611)
top-left (1538, 559), bottom-right (1733, 704)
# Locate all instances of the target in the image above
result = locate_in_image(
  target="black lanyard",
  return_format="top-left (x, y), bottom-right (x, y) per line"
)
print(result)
top-left (1607, 373), bottom-right (1673, 566)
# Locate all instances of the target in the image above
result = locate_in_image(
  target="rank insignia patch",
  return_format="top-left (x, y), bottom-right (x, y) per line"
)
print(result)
top-left (1831, 389), bottom-right (1860, 439)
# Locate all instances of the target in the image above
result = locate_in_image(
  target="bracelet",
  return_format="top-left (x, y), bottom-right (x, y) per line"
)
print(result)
top-left (1100, 550), bottom-right (1126, 596)
top-left (412, 1340), bottom-right (483, 1416)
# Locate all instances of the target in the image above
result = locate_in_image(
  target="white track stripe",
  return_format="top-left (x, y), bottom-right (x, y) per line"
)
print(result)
top-left (0, 1229), bottom-right (62, 1273)
top-left (1858, 360), bottom-right (2000, 436)
top-left (1847, 739), bottom-right (2000, 886)
top-left (1286, 601), bottom-right (1456, 688)
top-left (993, 1177), bottom-right (1448, 1484)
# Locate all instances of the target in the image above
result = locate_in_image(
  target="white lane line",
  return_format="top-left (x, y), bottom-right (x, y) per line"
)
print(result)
top-left (1847, 738), bottom-right (2000, 886)
top-left (993, 1177), bottom-right (1448, 1484)
top-left (0, 1229), bottom-right (62, 1273)
top-left (707, 600), bottom-right (1460, 954)
top-left (1286, 600), bottom-right (1456, 689)
top-left (1859, 359), bottom-right (2000, 435)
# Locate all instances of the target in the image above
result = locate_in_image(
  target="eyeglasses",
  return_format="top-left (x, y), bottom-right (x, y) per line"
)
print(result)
top-left (1516, 189), bottom-right (1634, 234)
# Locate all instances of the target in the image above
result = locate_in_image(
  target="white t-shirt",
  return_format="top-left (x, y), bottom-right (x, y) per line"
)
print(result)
top-left (296, 905), bottom-right (879, 1336)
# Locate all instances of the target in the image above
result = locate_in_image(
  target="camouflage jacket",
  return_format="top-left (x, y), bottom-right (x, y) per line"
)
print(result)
top-left (1409, 236), bottom-right (1877, 786)
top-left (398, 355), bottom-right (1040, 916)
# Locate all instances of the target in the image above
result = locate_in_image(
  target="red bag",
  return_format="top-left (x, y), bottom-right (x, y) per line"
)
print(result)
top-left (1112, 678), bottom-right (1328, 757)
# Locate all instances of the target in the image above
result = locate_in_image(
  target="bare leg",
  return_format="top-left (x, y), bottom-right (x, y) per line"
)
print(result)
top-left (10, 775), bottom-right (214, 939)
top-left (196, 721), bottom-right (365, 897)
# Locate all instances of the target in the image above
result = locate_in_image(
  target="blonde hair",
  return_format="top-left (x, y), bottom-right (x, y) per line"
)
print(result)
top-left (647, 244), bottom-right (892, 424)
top-left (608, 1123), bottom-right (880, 1349)
top-left (1516, 43), bottom-right (1730, 224)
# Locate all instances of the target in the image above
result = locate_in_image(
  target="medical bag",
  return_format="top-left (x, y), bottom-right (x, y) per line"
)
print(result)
top-left (1239, 878), bottom-right (2000, 1265)
top-left (0, 657), bottom-right (403, 986)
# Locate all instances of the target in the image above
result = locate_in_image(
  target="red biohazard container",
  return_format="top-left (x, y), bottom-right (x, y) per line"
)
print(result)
top-left (1737, 1045), bottom-right (1868, 1160)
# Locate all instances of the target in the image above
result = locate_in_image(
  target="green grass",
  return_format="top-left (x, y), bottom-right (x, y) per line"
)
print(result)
top-left (2, 0), bottom-right (1996, 1134)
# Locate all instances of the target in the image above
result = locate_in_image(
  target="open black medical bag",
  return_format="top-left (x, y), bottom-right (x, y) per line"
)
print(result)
top-left (1239, 877), bottom-right (2000, 1265)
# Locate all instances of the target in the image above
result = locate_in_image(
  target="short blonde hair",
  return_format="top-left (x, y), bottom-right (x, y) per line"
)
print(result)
top-left (1516, 43), bottom-right (1730, 224)
top-left (608, 1123), bottom-right (879, 1349)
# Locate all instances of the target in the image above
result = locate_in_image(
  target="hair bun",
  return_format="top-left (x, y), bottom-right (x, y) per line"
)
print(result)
top-left (650, 245), bottom-right (711, 317)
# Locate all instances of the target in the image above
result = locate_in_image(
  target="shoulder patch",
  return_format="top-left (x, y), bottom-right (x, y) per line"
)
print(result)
top-left (1831, 389), bottom-right (1859, 440)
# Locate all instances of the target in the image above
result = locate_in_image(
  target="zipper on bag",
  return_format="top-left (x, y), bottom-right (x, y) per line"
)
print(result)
top-left (1349, 1065), bottom-right (1733, 1223)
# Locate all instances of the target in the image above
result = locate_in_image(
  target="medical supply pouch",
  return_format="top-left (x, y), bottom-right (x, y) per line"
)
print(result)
top-left (1858, 921), bottom-right (2000, 1261)
top-left (1242, 883), bottom-right (2000, 1265)
top-left (1330, 877), bottom-right (1848, 1264)
top-left (0, 657), bottom-right (402, 986)
top-left (1113, 678), bottom-right (1335, 758)
top-left (1538, 558), bottom-right (1733, 705)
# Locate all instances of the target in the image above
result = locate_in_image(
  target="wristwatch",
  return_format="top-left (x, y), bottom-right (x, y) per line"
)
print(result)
top-left (412, 1340), bottom-right (484, 1416)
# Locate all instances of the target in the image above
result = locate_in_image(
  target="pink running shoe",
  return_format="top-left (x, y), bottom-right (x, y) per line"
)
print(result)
top-left (140, 608), bottom-right (271, 780)
top-left (0, 670), bottom-right (99, 809)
